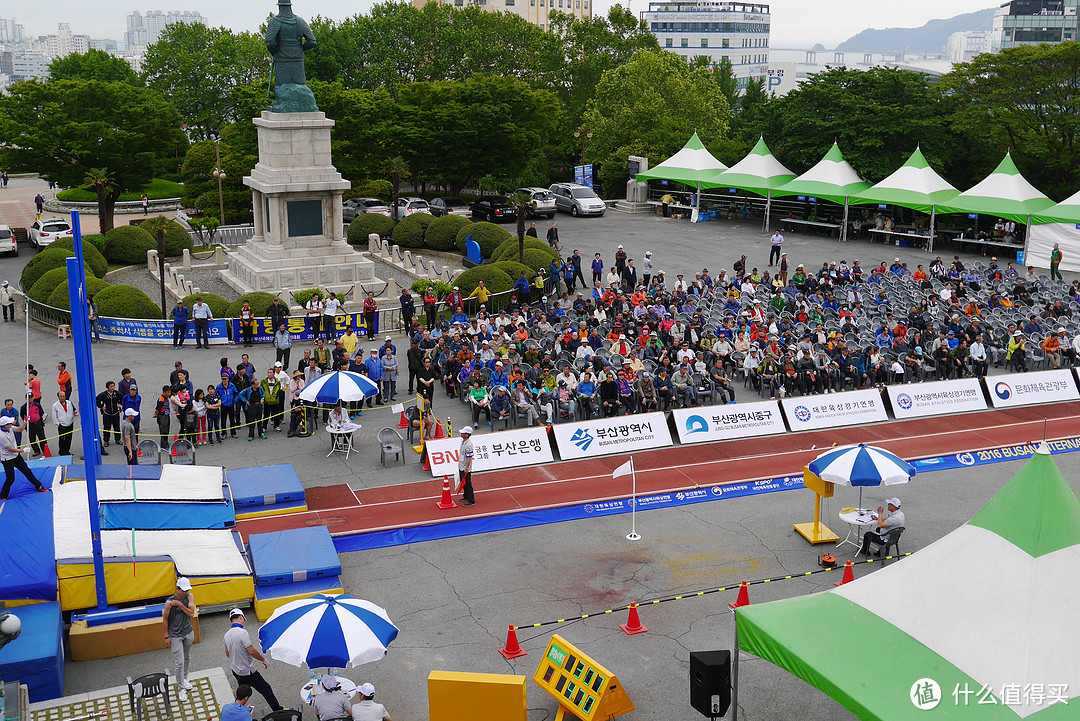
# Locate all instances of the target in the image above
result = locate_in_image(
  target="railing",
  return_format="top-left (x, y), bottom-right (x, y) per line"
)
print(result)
top-left (187, 223), bottom-right (352, 248)
top-left (26, 297), bottom-right (72, 329)
top-left (44, 197), bottom-right (183, 215)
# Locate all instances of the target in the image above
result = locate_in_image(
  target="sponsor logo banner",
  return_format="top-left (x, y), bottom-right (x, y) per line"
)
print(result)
top-left (672, 400), bottom-right (786, 444)
top-left (230, 313), bottom-right (379, 344)
top-left (781, 389), bottom-right (887, 431)
top-left (986, 369), bottom-right (1078, 408)
top-left (551, 412), bottom-right (672, 460)
top-left (98, 318), bottom-right (230, 345)
top-left (888, 378), bottom-right (987, 419)
top-left (424, 426), bottom-right (553, 478)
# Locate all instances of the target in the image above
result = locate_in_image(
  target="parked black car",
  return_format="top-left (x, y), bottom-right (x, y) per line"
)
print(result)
top-left (469, 196), bottom-right (516, 223)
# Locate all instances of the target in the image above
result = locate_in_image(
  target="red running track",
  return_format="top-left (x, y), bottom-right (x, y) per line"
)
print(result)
top-left (236, 401), bottom-right (1080, 541)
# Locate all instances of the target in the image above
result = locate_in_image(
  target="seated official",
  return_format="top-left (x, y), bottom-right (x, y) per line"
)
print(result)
top-left (859, 498), bottom-right (905, 556)
top-left (351, 682), bottom-right (392, 721)
top-left (221, 685), bottom-right (255, 721)
top-left (313, 675), bottom-right (352, 721)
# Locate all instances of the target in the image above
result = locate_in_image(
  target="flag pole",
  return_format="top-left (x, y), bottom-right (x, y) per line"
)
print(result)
top-left (626, 456), bottom-right (641, 541)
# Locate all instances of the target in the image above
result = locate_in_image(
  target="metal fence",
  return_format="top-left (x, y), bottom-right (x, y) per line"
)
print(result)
top-left (45, 198), bottom-right (183, 215)
top-left (26, 298), bottom-right (71, 329)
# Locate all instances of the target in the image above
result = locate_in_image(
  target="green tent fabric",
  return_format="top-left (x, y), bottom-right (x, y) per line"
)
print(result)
top-left (735, 445), bottom-right (1079, 721)
top-left (773, 143), bottom-right (870, 241)
top-left (707, 136), bottom-right (795, 196)
top-left (936, 153), bottom-right (1054, 223)
top-left (1031, 186), bottom-right (1080, 225)
top-left (850, 147), bottom-right (958, 213)
top-left (635, 132), bottom-right (727, 186)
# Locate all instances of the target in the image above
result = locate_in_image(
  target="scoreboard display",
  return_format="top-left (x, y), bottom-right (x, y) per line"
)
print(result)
top-left (532, 634), bottom-right (635, 721)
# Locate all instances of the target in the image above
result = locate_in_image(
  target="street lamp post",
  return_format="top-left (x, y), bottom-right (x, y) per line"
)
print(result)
top-left (573, 128), bottom-right (593, 167)
top-left (209, 130), bottom-right (226, 224)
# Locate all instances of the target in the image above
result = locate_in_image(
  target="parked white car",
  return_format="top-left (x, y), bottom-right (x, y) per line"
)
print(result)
top-left (549, 183), bottom-right (606, 217)
top-left (28, 218), bottom-right (73, 248)
top-left (516, 187), bottom-right (557, 219)
top-left (393, 197), bottom-right (431, 220)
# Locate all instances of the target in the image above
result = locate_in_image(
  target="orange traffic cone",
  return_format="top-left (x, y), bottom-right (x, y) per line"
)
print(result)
top-left (437, 475), bottom-right (457, 510)
top-left (42, 444), bottom-right (52, 458)
top-left (498, 625), bottom-right (527, 659)
top-left (728, 581), bottom-right (751, 609)
top-left (620, 603), bottom-right (648, 635)
top-left (432, 420), bottom-right (446, 439)
top-left (397, 409), bottom-right (409, 429)
top-left (834, 561), bottom-right (855, 587)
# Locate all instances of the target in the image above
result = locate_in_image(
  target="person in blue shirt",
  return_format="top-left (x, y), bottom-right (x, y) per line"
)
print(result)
top-left (215, 375), bottom-right (238, 440)
top-left (364, 350), bottom-right (384, 407)
top-left (591, 253), bottom-right (604, 283)
top-left (170, 300), bottom-right (189, 350)
top-left (220, 684), bottom-right (255, 721)
top-left (121, 385), bottom-right (142, 435)
top-left (875, 322), bottom-right (892, 349)
top-left (450, 309), bottom-right (469, 325)
top-left (489, 362), bottom-right (509, 390)
top-left (1, 399), bottom-right (21, 445)
top-left (238, 383), bottom-right (265, 441)
top-left (576, 371), bottom-right (597, 419)
top-left (513, 272), bottom-right (532, 302)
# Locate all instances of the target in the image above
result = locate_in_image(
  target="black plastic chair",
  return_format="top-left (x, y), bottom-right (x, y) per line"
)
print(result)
top-left (127, 671), bottom-right (171, 721)
top-left (262, 710), bottom-right (301, 721)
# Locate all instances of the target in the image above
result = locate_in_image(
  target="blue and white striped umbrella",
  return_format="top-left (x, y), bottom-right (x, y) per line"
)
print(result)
top-left (808, 443), bottom-right (916, 487)
top-left (298, 371), bottom-right (378, 404)
top-left (259, 593), bottom-right (399, 668)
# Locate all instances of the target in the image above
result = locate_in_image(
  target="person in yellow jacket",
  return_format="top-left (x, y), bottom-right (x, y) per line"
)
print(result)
top-left (466, 281), bottom-right (490, 305)
top-left (1006, 331), bottom-right (1027, 372)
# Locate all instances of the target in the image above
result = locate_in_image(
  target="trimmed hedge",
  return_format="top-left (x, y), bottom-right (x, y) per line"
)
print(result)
top-left (391, 213), bottom-right (434, 248)
top-left (56, 178), bottom-right (183, 203)
top-left (227, 292), bottom-right (277, 318)
top-left (492, 261), bottom-right (532, 281)
top-left (520, 248), bottom-right (558, 272)
top-left (410, 280), bottom-right (453, 296)
top-left (21, 247), bottom-right (91, 291)
top-left (28, 268), bottom-right (72, 303)
top-left (292, 288), bottom-right (329, 307)
top-left (93, 284), bottom-right (161, 320)
top-left (425, 215), bottom-right (471, 252)
top-left (492, 237), bottom-right (558, 264)
top-left (103, 225), bottom-right (156, 265)
top-left (138, 218), bottom-right (193, 257)
top-left (46, 277), bottom-right (111, 311)
top-left (181, 293), bottom-right (229, 318)
top-left (455, 221), bottom-right (511, 258)
top-left (50, 238), bottom-right (108, 278)
top-left (347, 214), bottom-right (395, 245)
top-left (84, 233), bottom-right (109, 258)
top-left (452, 266), bottom-right (514, 298)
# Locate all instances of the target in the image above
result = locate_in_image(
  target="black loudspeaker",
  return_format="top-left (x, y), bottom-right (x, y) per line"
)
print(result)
top-left (690, 650), bottom-right (732, 718)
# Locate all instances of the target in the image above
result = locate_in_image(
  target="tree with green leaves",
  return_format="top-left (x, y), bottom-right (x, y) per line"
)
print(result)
top-left (510, 190), bottom-right (532, 263)
top-left (180, 124), bottom-right (257, 224)
top-left (0, 79), bottom-right (183, 232)
top-left (84, 169), bottom-right (118, 231)
top-left (383, 155), bottom-right (410, 219)
top-left (141, 23), bottom-right (269, 139)
top-left (49, 49), bottom-right (140, 84)
top-left (582, 50), bottom-right (730, 195)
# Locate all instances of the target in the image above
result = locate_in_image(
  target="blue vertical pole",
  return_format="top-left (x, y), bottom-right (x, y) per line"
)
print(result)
top-left (66, 210), bottom-right (108, 610)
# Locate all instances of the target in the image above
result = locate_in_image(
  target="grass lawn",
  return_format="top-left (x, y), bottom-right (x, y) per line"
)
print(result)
top-left (57, 179), bottom-right (184, 203)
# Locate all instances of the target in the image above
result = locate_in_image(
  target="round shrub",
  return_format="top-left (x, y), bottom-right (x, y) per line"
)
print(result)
top-left (20, 247), bottom-right (86, 291)
top-left (520, 248), bottom-right (558, 272)
top-left (425, 215), bottom-right (471, 252)
top-left (29, 267), bottom-right (72, 303)
top-left (50, 237), bottom-right (108, 278)
top-left (347, 214), bottom-right (395, 245)
top-left (391, 213), bottom-right (434, 248)
top-left (493, 261), bottom-right (532, 281)
top-left (84, 233), bottom-right (109, 258)
top-left (452, 266), bottom-right (513, 298)
top-left (93, 284), bottom-right (161, 320)
top-left (455, 221), bottom-right (511, 258)
top-left (226, 292), bottom-right (277, 318)
top-left (181, 293), bottom-right (229, 318)
top-left (104, 225), bottom-right (156, 265)
top-left (138, 218), bottom-right (192, 257)
top-left (292, 288), bottom-right (329, 307)
top-left (492, 237), bottom-right (558, 264)
top-left (410, 280), bottom-right (453, 296)
top-left (46, 277), bottom-right (111, 311)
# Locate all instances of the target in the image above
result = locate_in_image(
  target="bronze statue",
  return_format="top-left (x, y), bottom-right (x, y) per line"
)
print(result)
top-left (265, 0), bottom-right (319, 113)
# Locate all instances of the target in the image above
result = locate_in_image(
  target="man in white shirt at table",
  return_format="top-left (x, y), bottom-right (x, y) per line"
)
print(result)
top-left (350, 683), bottom-right (391, 721)
top-left (313, 675), bottom-right (351, 721)
top-left (859, 498), bottom-right (905, 557)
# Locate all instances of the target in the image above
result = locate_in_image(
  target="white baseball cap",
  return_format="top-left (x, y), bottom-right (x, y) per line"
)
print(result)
top-left (229, 608), bottom-right (245, 619)
top-left (176, 577), bottom-right (192, 591)
top-left (0, 416), bottom-right (13, 426)
top-left (461, 426), bottom-right (473, 435)
top-left (124, 408), bottom-right (139, 417)
top-left (887, 498), bottom-right (901, 508)
top-left (357, 683), bottom-right (375, 697)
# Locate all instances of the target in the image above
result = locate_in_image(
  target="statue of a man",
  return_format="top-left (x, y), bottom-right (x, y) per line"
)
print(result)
top-left (265, 0), bottom-right (319, 113)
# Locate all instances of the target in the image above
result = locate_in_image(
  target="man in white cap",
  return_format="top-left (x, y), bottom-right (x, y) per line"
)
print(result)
top-left (642, 251), bottom-right (653, 289)
top-left (859, 498), bottom-right (905, 557)
top-left (458, 426), bottom-right (475, 507)
top-left (0, 415), bottom-right (46, 499)
top-left (223, 609), bottom-right (281, 711)
top-left (163, 577), bottom-right (197, 699)
top-left (121, 408), bottom-right (139, 465)
top-left (312, 674), bottom-right (351, 721)
top-left (0, 281), bottom-right (14, 323)
top-left (351, 683), bottom-right (391, 721)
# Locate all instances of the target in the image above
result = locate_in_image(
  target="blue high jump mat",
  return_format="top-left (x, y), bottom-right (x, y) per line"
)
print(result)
top-left (248, 526), bottom-right (341, 587)
top-left (228, 464), bottom-right (305, 507)
top-left (0, 466), bottom-right (58, 601)
top-left (0, 601), bottom-right (64, 701)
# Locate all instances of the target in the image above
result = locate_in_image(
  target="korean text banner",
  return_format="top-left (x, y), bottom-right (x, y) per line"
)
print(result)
top-left (986, 369), bottom-right (1079, 408)
top-left (98, 318), bottom-right (229, 345)
top-left (781, 389), bottom-right (887, 431)
top-left (672, 401), bottom-right (785, 444)
top-left (230, 313), bottom-right (379, 344)
top-left (888, 378), bottom-right (987, 419)
top-left (552, 412), bottom-right (672, 460)
top-left (424, 426), bottom-right (554, 478)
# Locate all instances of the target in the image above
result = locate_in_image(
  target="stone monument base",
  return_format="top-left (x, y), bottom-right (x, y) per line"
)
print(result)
top-left (219, 240), bottom-right (377, 297)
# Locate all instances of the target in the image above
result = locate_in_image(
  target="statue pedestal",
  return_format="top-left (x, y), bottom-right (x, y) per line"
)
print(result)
top-left (220, 111), bottom-right (376, 297)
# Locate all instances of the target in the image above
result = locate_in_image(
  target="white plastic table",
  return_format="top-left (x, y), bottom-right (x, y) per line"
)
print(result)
top-left (837, 507), bottom-right (877, 553)
top-left (327, 422), bottom-right (362, 459)
top-left (300, 675), bottom-right (357, 705)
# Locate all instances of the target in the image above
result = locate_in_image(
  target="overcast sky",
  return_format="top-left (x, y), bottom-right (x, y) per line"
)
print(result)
top-left (17, 0), bottom-right (997, 48)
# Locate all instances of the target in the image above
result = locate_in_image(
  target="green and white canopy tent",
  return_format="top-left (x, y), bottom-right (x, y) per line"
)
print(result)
top-left (709, 136), bottom-right (796, 230)
top-left (1026, 188), bottom-right (1080, 273)
top-left (936, 153), bottom-right (1055, 262)
top-left (635, 132), bottom-right (727, 219)
top-left (773, 143), bottom-right (870, 242)
top-left (850, 147), bottom-right (959, 254)
top-left (734, 444), bottom-right (1078, 721)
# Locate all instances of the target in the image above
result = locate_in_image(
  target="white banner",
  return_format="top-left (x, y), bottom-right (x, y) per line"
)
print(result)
top-left (986, 369), bottom-right (1079, 408)
top-left (781, 389), bottom-right (887, 431)
top-left (671, 401), bottom-right (785, 444)
top-left (552, 412), bottom-right (672, 460)
top-left (887, 378), bottom-right (987, 419)
top-left (424, 426), bottom-right (554, 478)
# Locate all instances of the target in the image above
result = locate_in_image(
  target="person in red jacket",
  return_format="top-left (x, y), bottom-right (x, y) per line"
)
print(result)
top-left (362, 292), bottom-right (378, 338)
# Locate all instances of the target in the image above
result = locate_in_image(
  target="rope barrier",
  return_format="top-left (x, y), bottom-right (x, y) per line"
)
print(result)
top-left (510, 554), bottom-right (912, 631)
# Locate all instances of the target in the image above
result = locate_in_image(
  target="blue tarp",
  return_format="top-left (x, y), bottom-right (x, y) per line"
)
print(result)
top-left (0, 463), bottom-right (57, 601)
top-left (249, 526), bottom-right (341, 587)
top-left (228, 464), bottom-right (304, 507)
top-left (0, 601), bottom-right (64, 701)
top-left (100, 499), bottom-right (235, 530)
top-left (254, 575), bottom-right (342, 601)
top-left (64, 464), bottom-right (161, 480)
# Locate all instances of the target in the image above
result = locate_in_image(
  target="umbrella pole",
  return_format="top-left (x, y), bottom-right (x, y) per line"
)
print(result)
top-left (928, 205), bottom-right (936, 255)
top-left (1022, 212), bottom-right (1031, 266)
top-left (731, 624), bottom-right (740, 721)
top-left (841, 198), bottom-right (849, 243)
top-left (762, 189), bottom-right (771, 233)
top-left (858, 486), bottom-right (863, 511)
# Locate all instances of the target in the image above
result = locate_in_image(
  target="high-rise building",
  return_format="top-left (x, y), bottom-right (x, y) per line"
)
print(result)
top-left (11, 50), bottom-right (49, 79)
top-left (124, 10), bottom-right (208, 49)
top-left (43, 23), bottom-right (90, 58)
top-left (642, 1), bottom-right (770, 86)
top-left (945, 29), bottom-right (993, 61)
top-left (412, 0), bottom-right (590, 31)
top-left (992, 0), bottom-right (1079, 51)
top-left (89, 38), bottom-right (119, 53)
top-left (0, 18), bottom-right (25, 44)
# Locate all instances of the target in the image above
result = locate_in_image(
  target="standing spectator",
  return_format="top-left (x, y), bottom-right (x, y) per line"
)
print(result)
top-left (0, 281), bottom-right (14, 323)
top-left (21, 395), bottom-right (47, 457)
top-left (322, 292), bottom-right (341, 340)
top-left (239, 381), bottom-right (266, 440)
top-left (406, 340), bottom-right (423, 395)
top-left (399, 289), bottom-right (415, 332)
top-left (364, 350), bottom-right (383, 407)
top-left (260, 368), bottom-right (284, 433)
top-left (458, 426), bottom-right (476, 506)
top-left (614, 245), bottom-right (627, 275)
top-left (622, 259), bottom-right (638, 289)
top-left (779, 253), bottom-right (789, 285)
top-left (1, 399), bottom-right (21, 445)
top-left (416, 357), bottom-right (437, 407)
top-left (305, 293), bottom-right (324, 343)
top-left (769, 229), bottom-right (784, 266)
top-left (273, 322), bottom-right (292, 369)
top-left (237, 300), bottom-right (257, 347)
top-left (1050, 243), bottom-right (1063, 281)
top-left (363, 291), bottom-right (378, 338)
top-left (641, 251), bottom-right (653, 289)
top-left (204, 385), bottom-right (221, 444)
top-left (0, 416), bottom-right (46, 499)
top-left (223, 609), bottom-right (282, 712)
top-left (266, 297), bottom-right (288, 333)
top-left (546, 223), bottom-right (559, 252)
top-left (381, 347), bottom-right (397, 401)
top-left (34, 193), bottom-right (44, 215)
top-left (121, 383), bottom-right (141, 435)
top-left (118, 368), bottom-right (137, 396)
top-left (97, 381), bottom-right (122, 448)
top-left (170, 300), bottom-right (189, 349)
top-left (57, 361), bottom-right (72, 397)
top-left (121, 409), bottom-right (138, 465)
top-left (87, 298), bottom-right (100, 342)
top-left (423, 286), bottom-right (439, 329)
top-left (154, 386), bottom-right (172, 443)
top-left (0, 172), bottom-right (7, 188)
top-left (525, 222), bottom-right (538, 238)
top-left (26, 368), bottom-right (41, 403)
top-left (191, 297), bottom-right (213, 348)
top-left (52, 391), bottom-right (77, 456)
top-left (216, 374), bottom-right (238, 440)
top-left (350, 683), bottom-right (391, 721)
top-left (162, 578), bottom-right (196, 700)
top-left (141, 193), bottom-right (149, 215)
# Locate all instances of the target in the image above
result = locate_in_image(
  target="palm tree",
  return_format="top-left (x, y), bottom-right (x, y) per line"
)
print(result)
top-left (383, 156), bottom-right (410, 220)
top-left (84, 168), bottom-right (118, 232)
top-left (510, 189), bottom-right (533, 264)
